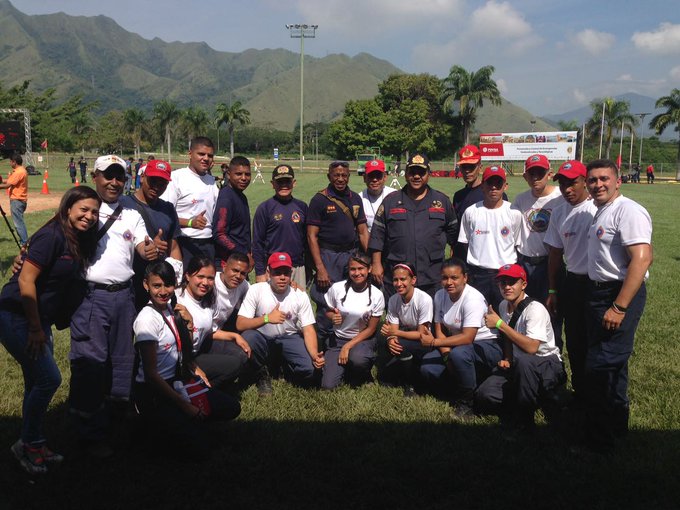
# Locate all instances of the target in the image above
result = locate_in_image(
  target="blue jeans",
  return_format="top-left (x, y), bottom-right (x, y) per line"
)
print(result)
top-left (10, 199), bottom-right (28, 246)
top-left (0, 310), bottom-right (61, 446)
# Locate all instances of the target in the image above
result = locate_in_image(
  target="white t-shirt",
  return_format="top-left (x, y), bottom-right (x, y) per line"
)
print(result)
top-left (512, 188), bottom-right (564, 257)
top-left (587, 195), bottom-right (652, 282)
top-left (433, 285), bottom-right (496, 342)
top-left (133, 305), bottom-right (180, 382)
top-left (160, 167), bottom-right (218, 239)
top-left (458, 201), bottom-right (522, 269)
top-left (361, 186), bottom-right (396, 232)
top-left (499, 296), bottom-right (560, 358)
top-left (86, 201), bottom-right (147, 284)
top-left (213, 274), bottom-right (249, 330)
top-left (386, 288), bottom-right (433, 331)
top-left (325, 281), bottom-right (385, 340)
top-left (175, 290), bottom-right (219, 353)
top-left (544, 198), bottom-right (597, 275)
top-left (238, 282), bottom-right (315, 337)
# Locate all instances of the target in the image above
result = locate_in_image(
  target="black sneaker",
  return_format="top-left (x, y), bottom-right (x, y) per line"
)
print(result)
top-left (402, 385), bottom-right (417, 398)
top-left (451, 402), bottom-right (475, 421)
top-left (256, 368), bottom-right (273, 397)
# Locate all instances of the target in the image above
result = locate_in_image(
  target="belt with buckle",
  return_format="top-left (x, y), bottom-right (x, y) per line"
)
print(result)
top-left (91, 280), bottom-right (132, 292)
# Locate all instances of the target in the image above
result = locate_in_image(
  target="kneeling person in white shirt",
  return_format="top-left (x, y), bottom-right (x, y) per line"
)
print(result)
top-left (236, 252), bottom-right (324, 395)
top-left (476, 264), bottom-right (565, 430)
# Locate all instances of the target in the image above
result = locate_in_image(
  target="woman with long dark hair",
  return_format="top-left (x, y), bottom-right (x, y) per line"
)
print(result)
top-left (175, 256), bottom-right (249, 388)
top-left (133, 261), bottom-right (241, 458)
top-left (322, 251), bottom-right (385, 389)
top-left (0, 186), bottom-right (101, 474)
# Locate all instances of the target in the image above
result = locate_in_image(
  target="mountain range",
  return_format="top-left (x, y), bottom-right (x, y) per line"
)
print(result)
top-left (0, 0), bottom-right (667, 139)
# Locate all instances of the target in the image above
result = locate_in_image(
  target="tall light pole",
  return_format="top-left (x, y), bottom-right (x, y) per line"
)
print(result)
top-left (635, 112), bottom-right (651, 167)
top-left (286, 23), bottom-right (318, 172)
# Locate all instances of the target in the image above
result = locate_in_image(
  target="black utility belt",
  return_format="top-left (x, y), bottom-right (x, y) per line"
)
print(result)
top-left (518, 254), bottom-right (548, 265)
top-left (90, 280), bottom-right (132, 292)
top-left (319, 241), bottom-right (355, 252)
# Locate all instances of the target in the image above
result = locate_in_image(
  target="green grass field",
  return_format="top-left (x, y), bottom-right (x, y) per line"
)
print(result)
top-left (1, 155), bottom-right (679, 509)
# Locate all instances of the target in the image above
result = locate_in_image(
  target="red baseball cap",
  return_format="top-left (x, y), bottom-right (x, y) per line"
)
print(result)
top-left (268, 252), bottom-right (292, 269)
top-left (524, 154), bottom-right (550, 173)
top-left (364, 159), bottom-right (386, 173)
top-left (144, 159), bottom-right (172, 181)
top-left (482, 165), bottom-right (507, 182)
top-left (458, 145), bottom-right (481, 165)
top-left (553, 160), bottom-right (586, 180)
top-left (496, 264), bottom-right (527, 281)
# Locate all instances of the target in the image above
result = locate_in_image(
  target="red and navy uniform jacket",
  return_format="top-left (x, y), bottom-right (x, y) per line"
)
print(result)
top-left (213, 184), bottom-right (251, 265)
top-left (252, 196), bottom-right (308, 276)
top-left (369, 186), bottom-right (457, 287)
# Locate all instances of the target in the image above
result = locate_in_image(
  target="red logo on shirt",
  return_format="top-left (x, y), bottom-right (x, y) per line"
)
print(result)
top-left (428, 207), bottom-right (445, 213)
top-left (390, 208), bottom-right (407, 214)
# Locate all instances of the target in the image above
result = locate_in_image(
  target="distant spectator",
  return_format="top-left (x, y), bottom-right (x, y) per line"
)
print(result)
top-left (78, 157), bottom-right (88, 183)
top-left (0, 153), bottom-right (29, 245)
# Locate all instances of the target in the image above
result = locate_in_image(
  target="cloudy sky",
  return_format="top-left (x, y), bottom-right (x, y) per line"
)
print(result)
top-left (12, 0), bottom-right (680, 116)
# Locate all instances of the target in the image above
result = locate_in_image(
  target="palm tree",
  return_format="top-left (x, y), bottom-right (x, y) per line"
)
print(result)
top-left (586, 97), bottom-right (637, 159)
top-left (182, 106), bottom-right (209, 145)
top-left (649, 88), bottom-right (680, 180)
top-left (441, 65), bottom-right (502, 145)
top-left (123, 107), bottom-right (146, 160)
top-left (215, 101), bottom-right (251, 158)
top-left (153, 99), bottom-right (180, 162)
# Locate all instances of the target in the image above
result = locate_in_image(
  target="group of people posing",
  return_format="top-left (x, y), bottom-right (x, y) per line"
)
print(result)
top-left (0, 136), bottom-right (652, 474)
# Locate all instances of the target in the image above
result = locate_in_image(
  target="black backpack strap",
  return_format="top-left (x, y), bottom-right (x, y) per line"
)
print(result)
top-left (96, 204), bottom-right (124, 242)
top-left (128, 196), bottom-right (158, 238)
top-left (500, 297), bottom-right (534, 362)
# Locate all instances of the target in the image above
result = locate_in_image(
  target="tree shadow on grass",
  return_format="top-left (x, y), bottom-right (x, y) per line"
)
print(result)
top-left (1, 402), bottom-right (679, 510)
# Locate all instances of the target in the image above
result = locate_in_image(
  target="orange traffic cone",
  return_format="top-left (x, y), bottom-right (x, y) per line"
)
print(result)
top-left (41, 178), bottom-right (49, 194)
top-left (75, 176), bottom-right (80, 187)
top-left (44, 169), bottom-right (49, 179)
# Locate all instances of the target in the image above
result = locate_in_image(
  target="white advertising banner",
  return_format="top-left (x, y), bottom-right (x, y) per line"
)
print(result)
top-left (479, 131), bottom-right (578, 161)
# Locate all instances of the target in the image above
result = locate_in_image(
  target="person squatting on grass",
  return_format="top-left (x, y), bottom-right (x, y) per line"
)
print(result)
top-left (475, 264), bottom-right (566, 433)
top-left (0, 186), bottom-right (101, 474)
top-left (420, 258), bottom-right (502, 418)
top-left (236, 252), bottom-right (324, 396)
top-left (175, 256), bottom-right (249, 390)
top-left (380, 262), bottom-right (434, 397)
top-left (133, 261), bottom-right (240, 459)
top-left (322, 251), bottom-right (385, 389)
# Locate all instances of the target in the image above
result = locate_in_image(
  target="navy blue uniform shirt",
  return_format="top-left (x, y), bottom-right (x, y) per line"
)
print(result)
top-left (213, 184), bottom-right (251, 265)
top-left (0, 221), bottom-right (81, 323)
top-left (252, 196), bottom-right (307, 276)
top-left (307, 186), bottom-right (366, 247)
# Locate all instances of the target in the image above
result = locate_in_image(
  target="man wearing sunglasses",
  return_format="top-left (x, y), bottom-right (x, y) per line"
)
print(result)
top-left (69, 155), bottom-right (158, 458)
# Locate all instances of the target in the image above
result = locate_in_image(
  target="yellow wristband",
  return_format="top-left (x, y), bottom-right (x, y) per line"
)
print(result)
top-left (548, 289), bottom-right (557, 294)
top-left (264, 314), bottom-right (269, 324)
top-left (187, 218), bottom-right (193, 228)
top-left (495, 319), bottom-right (504, 329)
